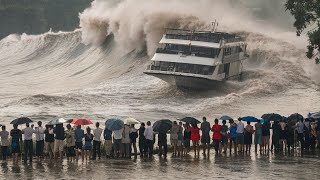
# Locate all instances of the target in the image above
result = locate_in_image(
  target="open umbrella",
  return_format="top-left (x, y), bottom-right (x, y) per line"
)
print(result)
top-left (261, 113), bottom-right (283, 122)
top-left (47, 118), bottom-right (66, 125)
top-left (10, 117), bottom-right (33, 125)
top-left (124, 118), bottom-right (140, 125)
top-left (153, 119), bottom-right (173, 133)
top-left (241, 116), bottom-right (260, 123)
top-left (71, 119), bottom-right (93, 126)
top-left (220, 115), bottom-right (233, 121)
top-left (180, 117), bottom-right (201, 125)
top-left (105, 117), bottom-right (124, 131)
top-left (288, 113), bottom-right (304, 122)
top-left (310, 112), bottom-right (320, 119)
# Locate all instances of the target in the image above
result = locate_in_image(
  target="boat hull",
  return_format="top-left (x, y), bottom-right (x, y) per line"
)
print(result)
top-left (144, 72), bottom-right (225, 89)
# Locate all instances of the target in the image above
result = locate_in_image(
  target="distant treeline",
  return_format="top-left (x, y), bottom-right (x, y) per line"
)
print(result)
top-left (0, 0), bottom-right (92, 39)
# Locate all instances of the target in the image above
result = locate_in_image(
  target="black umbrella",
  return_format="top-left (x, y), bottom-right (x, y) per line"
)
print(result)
top-left (152, 119), bottom-right (173, 133)
top-left (261, 113), bottom-right (283, 122)
top-left (288, 113), bottom-right (304, 122)
top-left (180, 117), bottom-right (201, 126)
top-left (10, 117), bottom-right (33, 125)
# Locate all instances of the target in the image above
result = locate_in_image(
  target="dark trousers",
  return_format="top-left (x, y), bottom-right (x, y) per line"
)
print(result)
top-left (36, 140), bottom-right (44, 157)
top-left (24, 140), bottom-right (33, 162)
top-left (297, 133), bottom-right (305, 150)
top-left (92, 140), bottom-right (101, 159)
top-left (1, 146), bottom-right (8, 160)
top-left (159, 143), bottom-right (167, 156)
top-left (146, 139), bottom-right (153, 157)
top-left (213, 140), bottom-right (220, 152)
top-left (304, 133), bottom-right (310, 150)
top-left (139, 138), bottom-right (147, 156)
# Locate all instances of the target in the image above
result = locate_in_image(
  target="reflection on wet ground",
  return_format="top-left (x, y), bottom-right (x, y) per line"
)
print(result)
top-left (1, 151), bottom-right (320, 180)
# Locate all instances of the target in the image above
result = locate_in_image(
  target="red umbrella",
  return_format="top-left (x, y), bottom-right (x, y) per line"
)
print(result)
top-left (71, 119), bottom-right (93, 125)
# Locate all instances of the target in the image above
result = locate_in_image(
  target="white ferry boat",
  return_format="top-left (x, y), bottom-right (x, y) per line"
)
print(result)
top-left (144, 28), bottom-right (249, 89)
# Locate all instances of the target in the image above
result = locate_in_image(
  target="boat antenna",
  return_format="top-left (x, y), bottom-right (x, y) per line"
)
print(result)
top-left (215, 22), bottom-right (219, 32)
top-left (211, 19), bottom-right (217, 32)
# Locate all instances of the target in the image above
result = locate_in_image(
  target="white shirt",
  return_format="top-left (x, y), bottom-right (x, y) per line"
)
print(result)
top-left (113, 129), bottom-right (123, 140)
top-left (22, 127), bottom-right (35, 140)
top-left (0, 131), bottom-right (9, 146)
top-left (236, 121), bottom-right (244, 133)
top-left (93, 128), bottom-right (103, 141)
top-left (35, 126), bottom-right (45, 141)
top-left (122, 125), bottom-right (131, 144)
top-left (144, 126), bottom-right (153, 140)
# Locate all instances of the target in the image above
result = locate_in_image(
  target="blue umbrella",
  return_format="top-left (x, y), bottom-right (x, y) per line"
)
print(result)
top-left (220, 115), bottom-right (233, 121)
top-left (105, 117), bottom-right (124, 131)
top-left (259, 118), bottom-right (265, 124)
top-left (241, 116), bottom-right (260, 123)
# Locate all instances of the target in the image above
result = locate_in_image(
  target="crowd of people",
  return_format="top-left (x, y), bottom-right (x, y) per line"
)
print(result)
top-left (0, 116), bottom-right (319, 163)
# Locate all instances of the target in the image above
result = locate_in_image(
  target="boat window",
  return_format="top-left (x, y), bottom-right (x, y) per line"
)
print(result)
top-left (218, 65), bottom-right (224, 74)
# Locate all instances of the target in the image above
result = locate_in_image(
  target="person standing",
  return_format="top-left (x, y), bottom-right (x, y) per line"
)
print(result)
top-left (279, 120), bottom-right (288, 151)
top-left (183, 123), bottom-right (191, 156)
top-left (254, 120), bottom-right (263, 153)
top-left (220, 120), bottom-right (229, 154)
top-left (92, 122), bottom-right (103, 160)
top-left (54, 123), bottom-right (65, 160)
top-left (296, 119), bottom-right (305, 152)
top-left (75, 125), bottom-right (84, 161)
top-left (236, 118), bottom-right (245, 153)
top-left (65, 124), bottom-right (76, 161)
top-left (262, 120), bottom-right (271, 152)
top-left (177, 122), bottom-right (184, 157)
top-left (129, 124), bottom-right (138, 156)
top-left (103, 127), bottom-right (113, 158)
top-left (200, 117), bottom-right (211, 156)
top-left (170, 121), bottom-right (179, 157)
top-left (211, 119), bottom-right (222, 154)
top-left (10, 124), bottom-right (22, 163)
top-left (138, 123), bottom-right (147, 157)
top-left (271, 121), bottom-right (281, 152)
top-left (190, 123), bottom-right (200, 157)
top-left (229, 120), bottom-right (237, 153)
top-left (113, 128), bottom-right (123, 158)
top-left (84, 127), bottom-right (94, 161)
top-left (304, 118), bottom-right (311, 151)
top-left (244, 122), bottom-right (253, 153)
top-left (144, 121), bottom-right (154, 158)
top-left (158, 130), bottom-right (168, 158)
top-left (44, 125), bottom-right (55, 160)
top-left (310, 119), bottom-right (317, 150)
top-left (122, 124), bottom-right (131, 158)
top-left (0, 126), bottom-right (9, 161)
top-left (22, 123), bottom-right (35, 162)
top-left (35, 121), bottom-right (45, 160)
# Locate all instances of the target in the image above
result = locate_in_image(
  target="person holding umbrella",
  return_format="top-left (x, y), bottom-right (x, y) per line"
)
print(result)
top-left (22, 123), bottom-right (35, 162)
top-left (158, 128), bottom-right (168, 158)
top-left (183, 123), bottom-right (191, 156)
top-left (10, 124), bottom-right (22, 163)
top-left (74, 125), bottom-right (84, 161)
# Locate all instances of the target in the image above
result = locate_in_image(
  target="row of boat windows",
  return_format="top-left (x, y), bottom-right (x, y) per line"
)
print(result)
top-left (149, 61), bottom-right (215, 75)
top-left (157, 44), bottom-right (221, 58)
top-left (157, 44), bottom-right (243, 58)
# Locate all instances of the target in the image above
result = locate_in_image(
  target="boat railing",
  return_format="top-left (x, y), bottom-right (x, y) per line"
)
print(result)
top-left (147, 63), bottom-right (215, 76)
top-left (164, 28), bottom-right (244, 43)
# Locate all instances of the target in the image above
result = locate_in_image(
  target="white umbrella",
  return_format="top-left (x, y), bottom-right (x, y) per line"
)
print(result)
top-left (48, 118), bottom-right (66, 125)
top-left (124, 118), bottom-right (140, 125)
